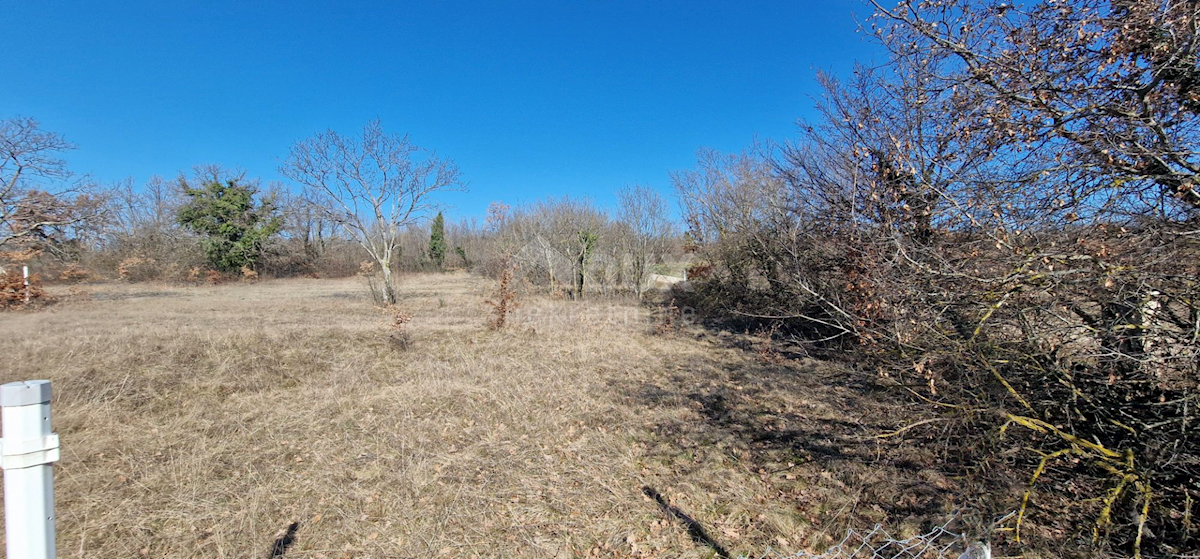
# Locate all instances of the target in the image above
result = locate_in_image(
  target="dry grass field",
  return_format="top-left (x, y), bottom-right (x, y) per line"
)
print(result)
top-left (0, 273), bottom-right (963, 558)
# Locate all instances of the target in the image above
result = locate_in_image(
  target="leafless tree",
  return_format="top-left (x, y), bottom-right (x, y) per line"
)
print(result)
top-left (674, 3), bottom-right (1200, 554)
top-left (616, 185), bottom-right (674, 298)
top-left (871, 0), bottom-right (1200, 218)
top-left (486, 197), bottom-right (613, 298)
top-left (535, 197), bottom-right (606, 299)
top-left (280, 119), bottom-right (461, 304)
top-left (273, 186), bottom-right (343, 264)
top-left (673, 147), bottom-right (795, 302)
top-left (0, 117), bottom-right (105, 261)
top-left (103, 175), bottom-right (197, 268)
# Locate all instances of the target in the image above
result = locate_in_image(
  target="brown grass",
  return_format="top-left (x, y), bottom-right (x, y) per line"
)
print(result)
top-left (0, 272), bottom-right (964, 558)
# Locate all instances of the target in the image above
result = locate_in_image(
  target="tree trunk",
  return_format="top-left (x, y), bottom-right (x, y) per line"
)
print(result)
top-left (380, 259), bottom-right (397, 305)
top-left (544, 246), bottom-right (556, 288)
top-left (575, 251), bottom-right (586, 300)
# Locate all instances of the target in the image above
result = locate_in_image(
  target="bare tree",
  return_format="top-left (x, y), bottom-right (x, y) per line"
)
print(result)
top-left (616, 185), bottom-right (673, 298)
top-left (671, 4), bottom-right (1200, 554)
top-left (536, 197), bottom-right (606, 299)
top-left (673, 147), bottom-right (793, 299)
top-left (871, 0), bottom-right (1200, 218)
top-left (272, 186), bottom-right (342, 263)
top-left (280, 119), bottom-right (461, 304)
top-left (105, 175), bottom-right (195, 265)
top-left (0, 117), bottom-right (105, 260)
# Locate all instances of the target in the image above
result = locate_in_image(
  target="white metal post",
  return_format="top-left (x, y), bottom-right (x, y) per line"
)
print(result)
top-left (22, 267), bottom-right (29, 304)
top-left (0, 380), bottom-right (59, 559)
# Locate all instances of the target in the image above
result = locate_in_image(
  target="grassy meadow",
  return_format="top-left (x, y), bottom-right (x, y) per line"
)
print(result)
top-left (0, 273), bottom-right (961, 558)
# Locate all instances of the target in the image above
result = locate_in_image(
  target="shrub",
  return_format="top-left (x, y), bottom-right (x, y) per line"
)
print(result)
top-left (485, 262), bottom-right (517, 329)
top-left (655, 298), bottom-right (682, 336)
top-left (116, 256), bottom-right (158, 282)
top-left (0, 269), bottom-right (46, 308)
top-left (385, 306), bottom-right (413, 349)
top-left (57, 264), bottom-right (91, 283)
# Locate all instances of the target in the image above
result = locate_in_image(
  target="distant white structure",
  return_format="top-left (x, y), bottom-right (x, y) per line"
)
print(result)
top-left (645, 273), bottom-right (691, 292)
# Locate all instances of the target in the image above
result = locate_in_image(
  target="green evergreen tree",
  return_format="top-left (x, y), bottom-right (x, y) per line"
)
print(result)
top-left (177, 178), bottom-right (283, 272)
top-left (428, 211), bottom-right (446, 269)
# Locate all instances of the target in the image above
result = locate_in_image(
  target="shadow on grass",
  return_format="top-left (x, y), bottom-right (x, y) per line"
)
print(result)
top-left (643, 486), bottom-right (731, 558)
top-left (267, 522), bottom-right (300, 559)
top-left (621, 329), bottom-right (961, 529)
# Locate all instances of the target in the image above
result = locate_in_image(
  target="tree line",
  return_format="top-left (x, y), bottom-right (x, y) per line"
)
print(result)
top-left (0, 118), bottom-right (682, 305)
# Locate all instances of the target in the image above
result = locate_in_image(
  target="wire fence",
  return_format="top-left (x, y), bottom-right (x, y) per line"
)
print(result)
top-left (747, 516), bottom-right (992, 559)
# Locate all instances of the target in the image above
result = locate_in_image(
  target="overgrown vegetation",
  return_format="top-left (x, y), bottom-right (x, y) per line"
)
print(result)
top-left (670, 1), bottom-right (1200, 555)
top-left (0, 117), bottom-right (105, 263)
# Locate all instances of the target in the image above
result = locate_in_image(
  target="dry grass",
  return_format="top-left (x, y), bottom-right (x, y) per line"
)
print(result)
top-left (0, 272), bottom-right (961, 558)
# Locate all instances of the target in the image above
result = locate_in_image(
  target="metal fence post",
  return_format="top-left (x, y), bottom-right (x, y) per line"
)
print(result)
top-left (0, 380), bottom-right (59, 559)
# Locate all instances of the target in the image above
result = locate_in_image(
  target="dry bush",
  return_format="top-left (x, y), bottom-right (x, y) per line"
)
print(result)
top-left (679, 177), bottom-right (1200, 556)
top-left (0, 248), bottom-right (41, 264)
top-left (0, 269), bottom-right (47, 308)
top-left (57, 263), bottom-right (91, 283)
top-left (240, 265), bottom-right (259, 282)
top-left (116, 256), bottom-right (159, 282)
top-left (754, 322), bottom-right (783, 365)
top-left (662, 0), bottom-right (1200, 552)
top-left (655, 298), bottom-right (682, 336)
top-left (673, 40), bottom-right (1200, 554)
top-left (679, 159), bottom-right (1200, 555)
top-left (384, 305), bottom-right (413, 349)
top-left (485, 262), bottom-right (517, 329)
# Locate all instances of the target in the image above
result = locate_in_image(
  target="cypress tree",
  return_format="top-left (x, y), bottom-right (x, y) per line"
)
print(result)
top-left (428, 211), bottom-right (446, 269)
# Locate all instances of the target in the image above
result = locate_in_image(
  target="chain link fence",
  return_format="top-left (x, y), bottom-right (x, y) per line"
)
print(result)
top-left (747, 517), bottom-right (993, 559)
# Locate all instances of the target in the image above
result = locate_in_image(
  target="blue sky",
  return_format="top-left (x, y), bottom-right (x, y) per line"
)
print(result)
top-left (1, 1), bottom-right (883, 221)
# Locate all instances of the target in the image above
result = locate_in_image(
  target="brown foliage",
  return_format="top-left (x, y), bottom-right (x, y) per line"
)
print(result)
top-left (684, 261), bottom-right (713, 281)
top-left (0, 269), bottom-right (46, 308)
top-left (0, 248), bottom-right (41, 264)
top-left (385, 306), bottom-right (413, 349)
top-left (57, 263), bottom-right (91, 283)
top-left (116, 256), bottom-right (157, 282)
top-left (873, 0), bottom-right (1200, 214)
top-left (655, 298), bottom-right (682, 336)
top-left (485, 262), bottom-right (517, 329)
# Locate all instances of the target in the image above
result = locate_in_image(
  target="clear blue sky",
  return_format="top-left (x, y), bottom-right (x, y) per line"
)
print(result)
top-left (1, 1), bottom-right (883, 221)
